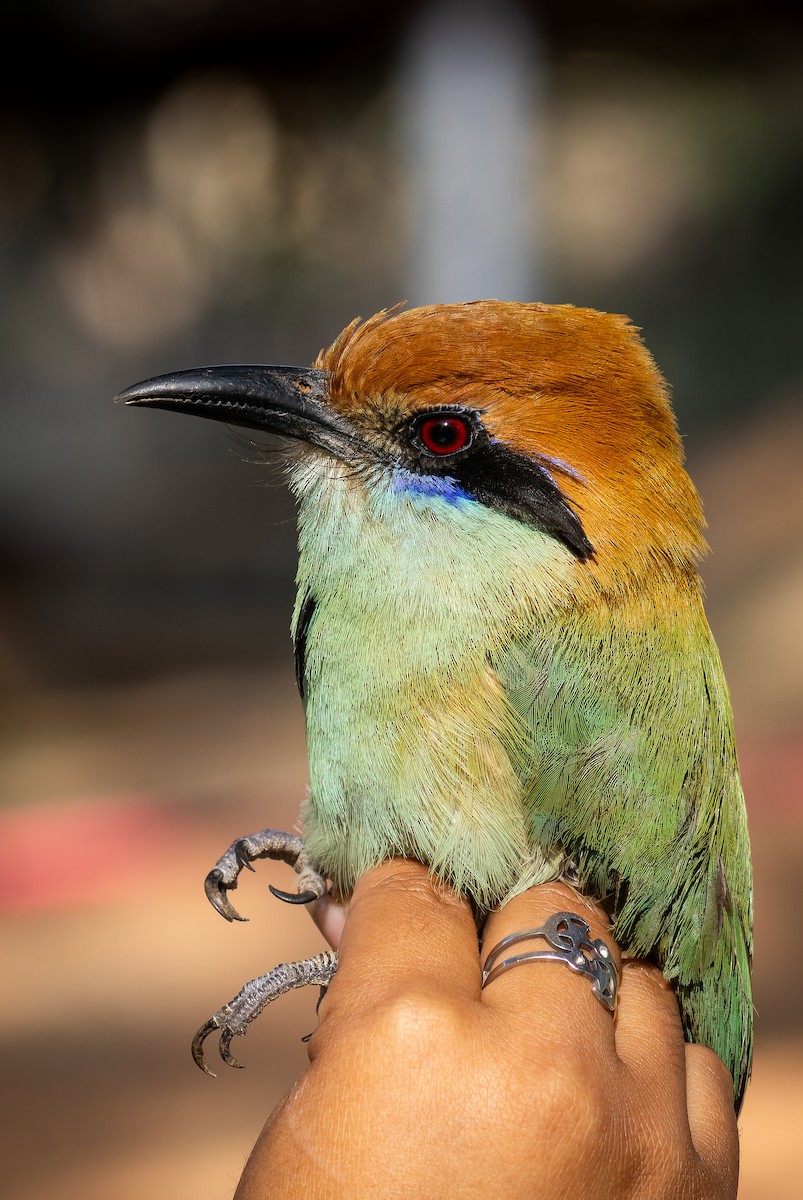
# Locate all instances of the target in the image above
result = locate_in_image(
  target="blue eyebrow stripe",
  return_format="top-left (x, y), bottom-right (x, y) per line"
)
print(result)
top-left (534, 453), bottom-right (586, 484)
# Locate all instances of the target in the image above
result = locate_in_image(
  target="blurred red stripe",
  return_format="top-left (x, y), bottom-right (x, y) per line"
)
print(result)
top-left (0, 797), bottom-right (196, 913)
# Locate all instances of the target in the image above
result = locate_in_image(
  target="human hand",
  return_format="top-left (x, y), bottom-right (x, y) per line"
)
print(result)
top-left (235, 860), bottom-right (738, 1200)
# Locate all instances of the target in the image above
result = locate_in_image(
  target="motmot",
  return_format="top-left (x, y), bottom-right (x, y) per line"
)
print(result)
top-left (119, 301), bottom-right (752, 1111)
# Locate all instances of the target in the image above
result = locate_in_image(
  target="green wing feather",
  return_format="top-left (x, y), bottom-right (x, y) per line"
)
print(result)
top-left (494, 601), bottom-right (753, 1110)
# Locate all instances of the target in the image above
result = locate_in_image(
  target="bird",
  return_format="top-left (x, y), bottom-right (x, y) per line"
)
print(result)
top-left (119, 300), bottom-right (752, 1110)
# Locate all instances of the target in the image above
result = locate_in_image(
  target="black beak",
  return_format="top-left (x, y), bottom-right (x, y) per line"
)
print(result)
top-left (116, 364), bottom-right (359, 461)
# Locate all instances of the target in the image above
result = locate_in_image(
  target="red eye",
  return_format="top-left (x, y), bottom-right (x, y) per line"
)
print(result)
top-left (417, 414), bottom-right (472, 455)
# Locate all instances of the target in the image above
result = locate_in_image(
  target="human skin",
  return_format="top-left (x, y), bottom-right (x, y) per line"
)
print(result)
top-left (234, 860), bottom-right (739, 1200)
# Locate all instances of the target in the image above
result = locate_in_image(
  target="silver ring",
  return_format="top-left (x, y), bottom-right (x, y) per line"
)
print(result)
top-left (481, 911), bottom-right (618, 1012)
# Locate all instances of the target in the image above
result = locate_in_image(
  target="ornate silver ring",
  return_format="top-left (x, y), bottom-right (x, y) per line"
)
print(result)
top-left (481, 911), bottom-right (618, 1012)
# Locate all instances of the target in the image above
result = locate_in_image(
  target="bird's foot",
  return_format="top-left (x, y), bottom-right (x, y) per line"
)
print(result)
top-left (204, 827), bottom-right (328, 921)
top-left (192, 949), bottom-right (339, 1075)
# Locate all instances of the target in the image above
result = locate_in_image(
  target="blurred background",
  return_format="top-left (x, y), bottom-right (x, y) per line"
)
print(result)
top-left (1, 1), bottom-right (801, 1196)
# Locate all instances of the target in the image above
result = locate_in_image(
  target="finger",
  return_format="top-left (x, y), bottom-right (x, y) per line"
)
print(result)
top-left (325, 859), bottom-right (480, 1013)
top-left (685, 1044), bottom-right (739, 1189)
top-left (480, 882), bottom-right (621, 1047)
top-left (614, 960), bottom-right (688, 1105)
top-left (308, 891), bottom-right (347, 949)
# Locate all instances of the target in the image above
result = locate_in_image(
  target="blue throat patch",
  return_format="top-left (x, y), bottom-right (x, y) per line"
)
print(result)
top-left (391, 469), bottom-right (474, 506)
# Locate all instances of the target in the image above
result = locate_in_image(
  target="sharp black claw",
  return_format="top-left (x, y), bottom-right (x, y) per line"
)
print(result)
top-left (234, 839), bottom-right (256, 871)
top-left (219, 1027), bottom-right (244, 1069)
top-left (269, 884), bottom-right (318, 905)
top-left (192, 1018), bottom-right (220, 1077)
top-left (204, 868), bottom-right (248, 922)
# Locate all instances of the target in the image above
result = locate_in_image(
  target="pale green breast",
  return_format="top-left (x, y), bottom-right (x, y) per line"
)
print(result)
top-left (289, 458), bottom-right (576, 904)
